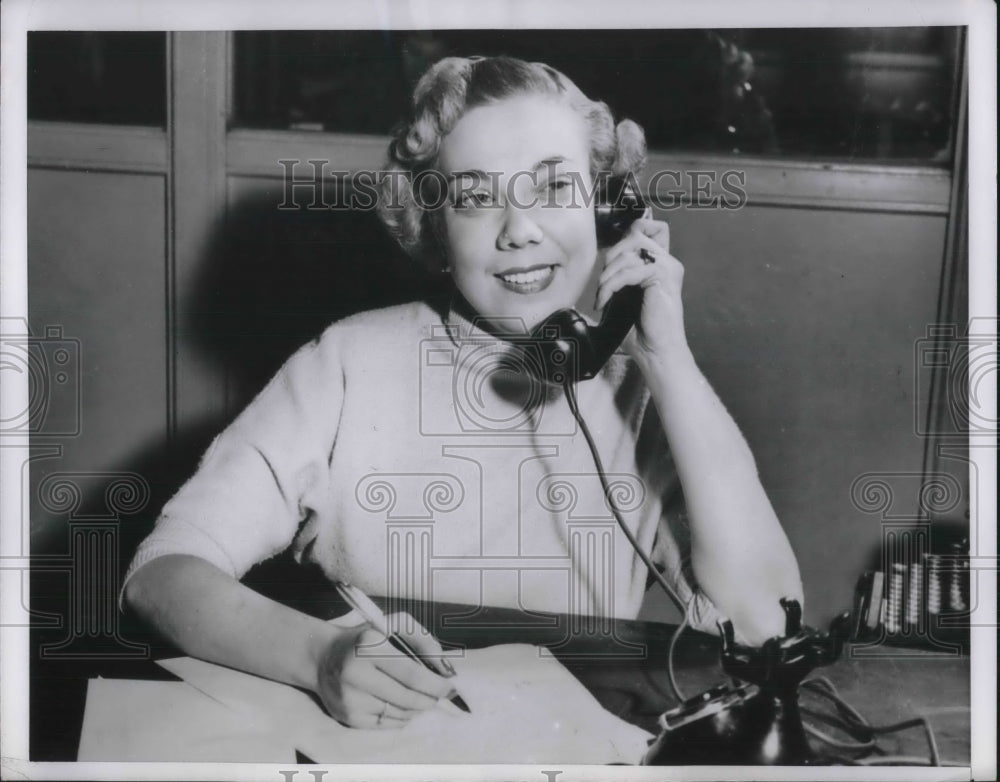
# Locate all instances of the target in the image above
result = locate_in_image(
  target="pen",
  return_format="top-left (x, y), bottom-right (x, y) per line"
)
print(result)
top-left (335, 582), bottom-right (471, 714)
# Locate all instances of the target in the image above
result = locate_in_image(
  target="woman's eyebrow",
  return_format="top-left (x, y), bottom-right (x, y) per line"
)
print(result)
top-left (446, 169), bottom-right (489, 183)
top-left (535, 156), bottom-right (569, 171)
top-left (447, 157), bottom-right (575, 181)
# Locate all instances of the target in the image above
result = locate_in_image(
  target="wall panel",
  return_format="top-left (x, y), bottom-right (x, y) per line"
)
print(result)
top-left (27, 168), bottom-right (168, 554)
top-left (641, 204), bottom-right (951, 626)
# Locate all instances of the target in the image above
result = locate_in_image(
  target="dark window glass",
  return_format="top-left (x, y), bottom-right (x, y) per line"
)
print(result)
top-left (232, 28), bottom-right (960, 164)
top-left (28, 32), bottom-right (167, 126)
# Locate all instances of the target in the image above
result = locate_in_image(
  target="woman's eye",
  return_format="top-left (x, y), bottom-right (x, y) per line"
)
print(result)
top-left (544, 179), bottom-right (574, 204)
top-left (454, 191), bottom-right (494, 210)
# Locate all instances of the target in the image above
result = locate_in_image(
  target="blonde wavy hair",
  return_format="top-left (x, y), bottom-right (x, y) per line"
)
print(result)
top-left (375, 55), bottom-right (647, 265)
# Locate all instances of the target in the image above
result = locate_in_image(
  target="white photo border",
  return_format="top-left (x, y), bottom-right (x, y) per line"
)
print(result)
top-left (2, 1), bottom-right (995, 780)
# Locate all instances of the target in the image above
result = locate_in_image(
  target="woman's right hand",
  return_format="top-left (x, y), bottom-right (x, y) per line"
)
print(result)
top-left (314, 613), bottom-right (457, 729)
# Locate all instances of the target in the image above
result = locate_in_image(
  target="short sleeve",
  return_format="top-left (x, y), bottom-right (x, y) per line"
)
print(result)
top-left (651, 487), bottom-right (727, 636)
top-left (120, 328), bottom-right (346, 603)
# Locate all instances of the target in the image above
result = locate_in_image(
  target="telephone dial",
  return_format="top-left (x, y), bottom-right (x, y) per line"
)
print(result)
top-left (528, 174), bottom-right (648, 385)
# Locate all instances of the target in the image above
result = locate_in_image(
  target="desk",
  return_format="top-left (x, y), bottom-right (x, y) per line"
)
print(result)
top-left (29, 590), bottom-right (971, 765)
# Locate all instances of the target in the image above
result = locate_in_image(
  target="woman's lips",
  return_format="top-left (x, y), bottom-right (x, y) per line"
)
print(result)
top-left (495, 264), bottom-right (556, 294)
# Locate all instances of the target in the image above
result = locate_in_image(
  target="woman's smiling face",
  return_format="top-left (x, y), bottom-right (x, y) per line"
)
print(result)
top-left (437, 95), bottom-right (599, 333)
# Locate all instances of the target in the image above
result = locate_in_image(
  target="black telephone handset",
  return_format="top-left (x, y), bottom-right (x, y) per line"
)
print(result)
top-left (530, 175), bottom-right (648, 385)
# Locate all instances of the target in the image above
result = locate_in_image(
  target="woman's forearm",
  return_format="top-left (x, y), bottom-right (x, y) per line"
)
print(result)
top-left (124, 554), bottom-right (339, 691)
top-left (637, 348), bottom-right (804, 645)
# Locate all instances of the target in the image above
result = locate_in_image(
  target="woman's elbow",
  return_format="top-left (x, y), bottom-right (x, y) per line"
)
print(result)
top-left (709, 568), bottom-right (805, 646)
top-left (122, 559), bottom-right (161, 619)
top-left (122, 554), bottom-right (198, 619)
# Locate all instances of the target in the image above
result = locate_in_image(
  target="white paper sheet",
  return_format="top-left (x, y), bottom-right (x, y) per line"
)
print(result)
top-left (77, 678), bottom-right (297, 762)
top-left (158, 643), bottom-right (654, 764)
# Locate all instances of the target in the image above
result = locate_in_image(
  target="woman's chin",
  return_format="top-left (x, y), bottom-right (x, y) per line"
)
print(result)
top-left (512, 301), bottom-right (571, 333)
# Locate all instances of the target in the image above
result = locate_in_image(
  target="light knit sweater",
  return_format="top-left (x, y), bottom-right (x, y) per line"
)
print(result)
top-left (123, 300), bottom-right (720, 631)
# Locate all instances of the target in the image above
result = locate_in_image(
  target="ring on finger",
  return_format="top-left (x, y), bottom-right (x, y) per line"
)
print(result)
top-left (376, 701), bottom-right (389, 726)
top-left (639, 248), bottom-right (656, 265)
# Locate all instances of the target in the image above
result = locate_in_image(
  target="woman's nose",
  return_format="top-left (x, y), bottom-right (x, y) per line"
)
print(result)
top-left (497, 206), bottom-right (543, 249)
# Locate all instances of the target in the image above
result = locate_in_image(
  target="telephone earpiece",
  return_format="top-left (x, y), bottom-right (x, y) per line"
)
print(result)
top-left (529, 175), bottom-right (648, 384)
top-left (595, 175), bottom-right (649, 247)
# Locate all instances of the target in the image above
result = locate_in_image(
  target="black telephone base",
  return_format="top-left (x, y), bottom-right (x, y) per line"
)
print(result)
top-left (642, 600), bottom-right (851, 766)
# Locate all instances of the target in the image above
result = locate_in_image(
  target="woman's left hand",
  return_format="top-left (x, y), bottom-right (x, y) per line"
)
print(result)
top-left (595, 217), bottom-right (688, 362)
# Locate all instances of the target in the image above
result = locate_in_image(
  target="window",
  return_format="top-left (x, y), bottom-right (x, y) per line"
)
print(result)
top-left (232, 28), bottom-right (961, 164)
top-left (28, 32), bottom-right (167, 126)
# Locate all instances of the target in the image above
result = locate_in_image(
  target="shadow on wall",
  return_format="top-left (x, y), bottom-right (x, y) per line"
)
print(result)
top-left (191, 186), bottom-right (450, 409)
top-left (30, 191), bottom-right (448, 661)
top-left (31, 193), bottom-right (445, 758)
top-left (178, 187), bottom-right (452, 590)
top-left (92, 186), bottom-right (449, 562)
top-left (140, 186), bottom-right (451, 560)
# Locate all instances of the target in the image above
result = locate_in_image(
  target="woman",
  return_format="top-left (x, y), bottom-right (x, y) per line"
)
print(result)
top-left (123, 56), bottom-right (803, 730)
